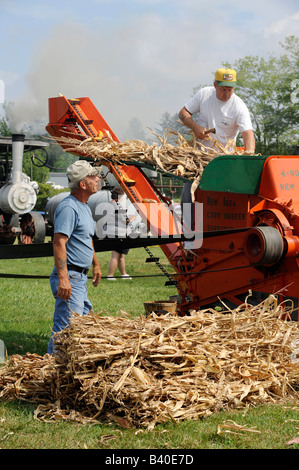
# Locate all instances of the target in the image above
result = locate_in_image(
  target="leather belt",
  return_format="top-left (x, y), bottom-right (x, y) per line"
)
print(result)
top-left (67, 264), bottom-right (89, 275)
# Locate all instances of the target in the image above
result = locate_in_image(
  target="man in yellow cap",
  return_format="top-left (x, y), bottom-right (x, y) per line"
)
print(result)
top-left (179, 68), bottom-right (255, 250)
top-left (179, 68), bottom-right (255, 153)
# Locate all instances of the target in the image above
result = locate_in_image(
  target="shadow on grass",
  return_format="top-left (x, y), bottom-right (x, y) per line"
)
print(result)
top-left (1, 330), bottom-right (49, 357)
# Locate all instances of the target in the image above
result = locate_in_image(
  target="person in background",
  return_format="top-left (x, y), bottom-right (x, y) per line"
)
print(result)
top-left (47, 160), bottom-right (102, 354)
top-left (107, 186), bottom-right (133, 280)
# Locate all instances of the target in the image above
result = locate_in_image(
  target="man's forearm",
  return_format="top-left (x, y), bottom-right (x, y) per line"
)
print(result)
top-left (179, 107), bottom-right (197, 132)
top-left (179, 107), bottom-right (208, 140)
top-left (91, 243), bottom-right (102, 286)
top-left (53, 234), bottom-right (69, 277)
top-left (242, 130), bottom-right (256, 154)
top-left (53, 233), bottom-right (72, 300)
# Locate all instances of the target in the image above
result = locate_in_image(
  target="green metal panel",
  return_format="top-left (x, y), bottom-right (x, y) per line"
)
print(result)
top-left (199, 155), bottom-right (269, 194)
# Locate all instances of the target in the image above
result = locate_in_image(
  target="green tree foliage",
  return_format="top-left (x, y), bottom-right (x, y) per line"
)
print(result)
top-left (45, 141), bottom-right (77, 172)
top-left (22, 149), bottom-right (50, 184)
top-left (0, 116), bottom-right (11, 136)
top-left (34, 182), bottom-right (67, 212)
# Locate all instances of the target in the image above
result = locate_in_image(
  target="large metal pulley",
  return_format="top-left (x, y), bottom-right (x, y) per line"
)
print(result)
top-left (243, 226), bottom-right (284, 266)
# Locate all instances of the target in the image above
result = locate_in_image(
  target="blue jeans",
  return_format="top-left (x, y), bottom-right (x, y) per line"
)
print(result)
top-left (47, 267), bottom-right (93, 354)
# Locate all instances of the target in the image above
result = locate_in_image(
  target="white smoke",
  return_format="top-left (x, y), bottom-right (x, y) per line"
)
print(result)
top-left (3, 17), bottom-right (213, 140)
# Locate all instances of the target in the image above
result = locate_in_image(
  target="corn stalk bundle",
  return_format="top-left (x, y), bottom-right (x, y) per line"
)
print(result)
top-left (1, 295), bottom-right (299, 429)
top-left (54, 131), bottom-right (245, 182)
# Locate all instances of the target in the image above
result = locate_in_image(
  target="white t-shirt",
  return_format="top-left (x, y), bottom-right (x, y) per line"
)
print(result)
top-left (184, 86), bottom-right (253, 146)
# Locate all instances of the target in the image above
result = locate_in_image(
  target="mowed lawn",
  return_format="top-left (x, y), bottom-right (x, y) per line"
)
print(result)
top-left (0, 246), bottom-right (299, 450)
top-left (0, 246), bottom-right (178, 357)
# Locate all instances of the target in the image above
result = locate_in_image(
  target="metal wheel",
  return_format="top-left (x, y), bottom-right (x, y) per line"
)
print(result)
top-left (19, 211), bottom-right (46, 244)
top-left (243, 226), bottom-right (284, 266)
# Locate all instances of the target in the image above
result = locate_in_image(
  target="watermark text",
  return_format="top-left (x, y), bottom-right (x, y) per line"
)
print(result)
top-left (94, 201), bottom-right (203, 248)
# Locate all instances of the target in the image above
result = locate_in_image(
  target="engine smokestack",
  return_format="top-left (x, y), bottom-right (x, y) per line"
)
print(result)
top-left (0, 133), bottom-right (37, 214)
top-left (11, 133), bottom-right (25, 184)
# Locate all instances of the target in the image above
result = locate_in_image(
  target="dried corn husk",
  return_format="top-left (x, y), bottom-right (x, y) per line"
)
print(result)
top-left (217, 420), bottom-right (261, 435)
top-left (53, 130), bottom-right (246, 182)
top-left (0, 296), bottom-right (299, 429)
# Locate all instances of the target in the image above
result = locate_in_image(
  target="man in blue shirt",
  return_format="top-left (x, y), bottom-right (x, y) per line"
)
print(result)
top-left (47, 160), bottom-right (102, 354)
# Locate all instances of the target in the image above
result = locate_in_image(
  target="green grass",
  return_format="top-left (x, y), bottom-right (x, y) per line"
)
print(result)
top-left (0, 247), bottom-right (299, 450)
top-left (0, 400), bottom-right (299, 449)
top-left (0, 247), bottom-right (178, 356)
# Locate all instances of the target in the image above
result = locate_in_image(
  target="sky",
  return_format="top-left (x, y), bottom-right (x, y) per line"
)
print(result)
top-left (0, 0), bottom-right (298, 141)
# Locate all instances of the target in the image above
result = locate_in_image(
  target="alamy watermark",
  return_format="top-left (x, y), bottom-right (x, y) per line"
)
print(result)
top-left (95, 201), bottom-right (203, 249)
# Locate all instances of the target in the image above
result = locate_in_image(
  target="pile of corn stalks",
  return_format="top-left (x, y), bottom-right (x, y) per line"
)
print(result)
top-left (1, 295), bottom-right (299, 429)
top-left (54, 130), bottom-right (245, 181)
